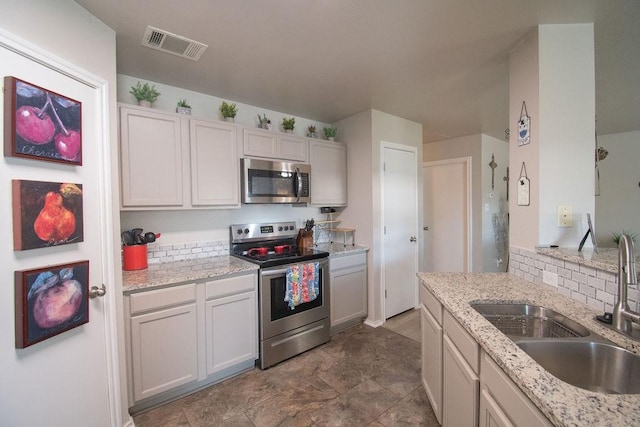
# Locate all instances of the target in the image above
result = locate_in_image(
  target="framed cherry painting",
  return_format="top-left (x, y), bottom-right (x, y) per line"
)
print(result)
top-left (4, 76), bottom-right (82, 165)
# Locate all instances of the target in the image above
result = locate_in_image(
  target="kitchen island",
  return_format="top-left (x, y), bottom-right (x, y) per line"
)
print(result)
top-left (419, 272), bottom-right (640, 427)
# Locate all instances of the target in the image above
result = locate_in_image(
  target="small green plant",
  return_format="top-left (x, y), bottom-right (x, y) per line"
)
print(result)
top-left (323, 126), bottom-right (337, 139)
top-left (282, 117), bottom-right (295, 131)
top-left (130, 82), bottom-right (160, 103)
top-left (177, 98), bottom-right (191, 108)
top-left (219, 101), bottom-right (238, 119)
top-left (611, 230), bottom-right (639, 245)
top-left (257, 113), bottom-right (271, 128)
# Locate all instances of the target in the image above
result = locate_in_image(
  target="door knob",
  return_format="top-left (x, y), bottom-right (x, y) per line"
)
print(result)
top-left (89, 284), bottom-right (107, 299)
top-left (423, 226), bottom-right (429, 231)
top-left (410, 236), bottom-right (417, 242)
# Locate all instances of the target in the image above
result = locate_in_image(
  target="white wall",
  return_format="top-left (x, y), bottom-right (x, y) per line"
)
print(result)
top-left (423, 133), bottom-right (508, 272)
top-left (538, 24), bottom-right (595, 247)
top-left (481, 135), bottom-right (509, 272)
top-left (335, 110), bottom-right (422, 325)
top-left (509, 24), bottom-right (595, 250)
top-left (596, 130), bottom-right (640, 246)
top-left (0, 1), bottom-right (126, 425)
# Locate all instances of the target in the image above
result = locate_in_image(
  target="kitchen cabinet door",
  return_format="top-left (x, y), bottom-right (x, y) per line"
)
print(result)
top-left (421, 303), bottom-right (443, 424)
top-left (129, 297), bottom-right (198, 402)
top-left (480, 352), bottom-right (552, 427)
top-left (204, 274), bottom-right (258, 375)
top-left (190, 119), bottom-right (239, 206)
top-left (330, 252), bottom-right (367, 332)
top-left (443, 334), bottom-right (479, 427)
top-left (310, 140), bottom-right (347, 206)
top-left (243, 128), bottom-right (308, 162)
top-left (120, 106), bottom-right (184, 207)
top-left (278, 134), bottom-right (308, 162)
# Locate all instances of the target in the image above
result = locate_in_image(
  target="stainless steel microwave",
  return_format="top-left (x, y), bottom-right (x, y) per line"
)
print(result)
top-left (241, 158), bottom-right (310, 204)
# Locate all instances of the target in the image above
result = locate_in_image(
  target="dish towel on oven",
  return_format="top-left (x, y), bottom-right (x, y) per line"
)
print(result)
top-left (284, 262), bottom-right (319, 309)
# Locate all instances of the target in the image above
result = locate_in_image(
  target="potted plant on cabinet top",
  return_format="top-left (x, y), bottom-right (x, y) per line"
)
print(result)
top-left (219, 101), bottom-right (238, 122)
top-left (130, 81), bottom-right (160, 108)
top-left (176, 99), bottom-right (191, 115)
top-left (323, 126), bottom-right (337, 141)
top-left (307, 125), bottom-right (318, 138)
top-left (282, 117), bottom-right (295, 133)
top-left (257, 113), bottom-right (272, 130)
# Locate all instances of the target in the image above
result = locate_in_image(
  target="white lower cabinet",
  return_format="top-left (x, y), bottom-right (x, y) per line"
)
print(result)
top-left (420, 283), bottom-right (552, 427)
top-left (480, 352), bottom-right (552, 427)
top-left (204, 274), bottom-right (257, 375)
top-left (329, 252), bottom-right (367, 333)
top-left (420, 302), bottom-right (442, 423)
top-left (126, 272), bottom-right (258, 410)
top-left (128, 284), bottom-right (198, 402)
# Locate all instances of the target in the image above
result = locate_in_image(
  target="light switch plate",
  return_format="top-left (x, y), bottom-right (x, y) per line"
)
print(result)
top-left (558, 205), bottom-right (573, 227)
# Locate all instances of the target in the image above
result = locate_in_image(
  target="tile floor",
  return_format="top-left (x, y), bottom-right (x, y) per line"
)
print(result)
top-left (133, 310), bottom-right (437, 426)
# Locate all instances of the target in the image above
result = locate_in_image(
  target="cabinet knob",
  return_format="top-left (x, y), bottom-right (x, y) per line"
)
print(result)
top-left (410, 236), bottom-right (417, 242)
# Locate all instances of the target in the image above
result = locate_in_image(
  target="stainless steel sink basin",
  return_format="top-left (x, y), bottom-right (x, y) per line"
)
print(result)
top-left (470, 303), bottom-right (591, 339)
top-left (517, 340), bottom-right (640, 394)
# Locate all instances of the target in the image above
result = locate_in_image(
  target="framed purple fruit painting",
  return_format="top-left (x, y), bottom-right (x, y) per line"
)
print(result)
top-left (12, 179), bottom-right (84, 251)
top-left (4, 76), bottom-right (82, 165)
top-left (15, 261), bottom-right (89, 348)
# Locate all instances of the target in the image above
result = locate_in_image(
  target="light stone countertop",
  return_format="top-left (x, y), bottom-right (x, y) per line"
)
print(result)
top-left (315, 243), bottom-right (369, 257)
top-left (122, 255), bottom-right (258, 294)
top-left (418, 272), bottom-right (640, 427)
top-left (536, 246), bottom-right (640, 275)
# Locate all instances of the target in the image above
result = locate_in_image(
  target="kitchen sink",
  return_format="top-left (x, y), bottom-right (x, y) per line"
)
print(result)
top-left (470, 302), bottom-right (591, 339)
top-left (517, 340), bottom-right (640, 394)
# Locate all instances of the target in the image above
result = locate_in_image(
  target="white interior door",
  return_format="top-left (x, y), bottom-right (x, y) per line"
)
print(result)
top-left (382, 143), bottom-right (418, 319)
top-left (0, 38), bottom-right (116, 425)
top-left (422, 158), bottom-right (470, 272)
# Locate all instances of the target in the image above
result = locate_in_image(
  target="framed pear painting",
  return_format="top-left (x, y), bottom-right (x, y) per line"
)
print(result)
top-left (12, 179), bottom-right (84, 251)
top-left (4, 76), bottom-right (83, 165)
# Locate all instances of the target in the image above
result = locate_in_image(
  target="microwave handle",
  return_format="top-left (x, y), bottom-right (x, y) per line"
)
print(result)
top-left (294, 167), bottom-right (302, 202)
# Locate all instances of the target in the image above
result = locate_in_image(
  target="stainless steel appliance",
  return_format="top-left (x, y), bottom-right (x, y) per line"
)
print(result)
top-left (230, 222), bottom-right (330, 369)
top-left (241, 158), bottom-right (311, 204)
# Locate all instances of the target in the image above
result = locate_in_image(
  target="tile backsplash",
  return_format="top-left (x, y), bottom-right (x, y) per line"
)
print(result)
top-left (509, 246), bottom-right (639, 314)
top-left (147, 240), bottom-right (230, 264)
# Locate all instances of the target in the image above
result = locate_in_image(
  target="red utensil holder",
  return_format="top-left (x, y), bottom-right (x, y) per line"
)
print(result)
top-left (123, 244), bottom-right (148, 271)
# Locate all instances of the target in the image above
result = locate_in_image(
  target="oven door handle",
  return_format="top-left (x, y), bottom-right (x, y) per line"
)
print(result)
top-left (261, 268), bottom-right (290, 278)
top-left (294, 167), bottom-right (302, 202)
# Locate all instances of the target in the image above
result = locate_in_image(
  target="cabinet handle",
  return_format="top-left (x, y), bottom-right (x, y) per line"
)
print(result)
top-left (410, 236), bottom-right (417, 242)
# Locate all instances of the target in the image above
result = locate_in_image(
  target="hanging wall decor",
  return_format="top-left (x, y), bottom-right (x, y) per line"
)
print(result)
top-left (517, 101), bottom-right (531, 146)
top-left (488, 154), bottom-right (498, 198)
top-left (517, 162), bottom-right (530, 206)
top-left (12, 179), bottom-right (84, 250)
top-left (4, 76), bottom-right (82, 165)
top-left (15, 260), bottom-right (89, 348)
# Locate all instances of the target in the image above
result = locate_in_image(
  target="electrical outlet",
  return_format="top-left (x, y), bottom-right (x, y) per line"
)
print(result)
top-left (558, 205), bottom-right (572, 227)
top-left (542, 271), bottom-right (558, 287)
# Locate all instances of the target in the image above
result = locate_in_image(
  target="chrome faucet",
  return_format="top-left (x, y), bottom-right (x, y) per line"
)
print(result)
top-left (612, 234), bottom-right (640, 335)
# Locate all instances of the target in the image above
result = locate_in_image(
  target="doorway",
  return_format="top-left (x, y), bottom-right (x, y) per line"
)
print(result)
top-left (422, 158), bottom-right (471, 272)
top-left (381, 142), bottom-right (418, 319)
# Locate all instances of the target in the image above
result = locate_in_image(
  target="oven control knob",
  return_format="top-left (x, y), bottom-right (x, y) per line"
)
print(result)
top-left (244, 228), bottom-right (250, 234)
top-left (236, 228), bottom-right (243, 234)
top-left (278, 226), bottom-right (283, 231)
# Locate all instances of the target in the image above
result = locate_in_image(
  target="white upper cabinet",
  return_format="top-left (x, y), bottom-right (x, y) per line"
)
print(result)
top-left (309, 139), bottom-right (347, 206)
top-left (190, 119), bottom-right (239, 207)
top-left (119, 104), bottom-right (241, 210)
top-left (243, 128), bottom-right (308, 162)
top-left (120, 106), bottom-right (184, 207)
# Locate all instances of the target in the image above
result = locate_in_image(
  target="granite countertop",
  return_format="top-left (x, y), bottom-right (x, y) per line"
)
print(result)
top-left (536, 246), bottom-right (640, 275)
top-left (123, 255), bottom-right (258, 294)
top-left (315, 243), bottom-right (369, 257)
top-left (418, 272), bottom-right (640, 427)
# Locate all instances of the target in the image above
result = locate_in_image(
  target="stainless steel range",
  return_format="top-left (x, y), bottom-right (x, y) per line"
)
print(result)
top-left (230, 222), bottom-right (330, 369)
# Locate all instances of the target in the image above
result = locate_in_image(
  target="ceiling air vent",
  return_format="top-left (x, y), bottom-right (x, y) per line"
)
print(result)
top-left (142, 26), bottom-right (207, 61)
